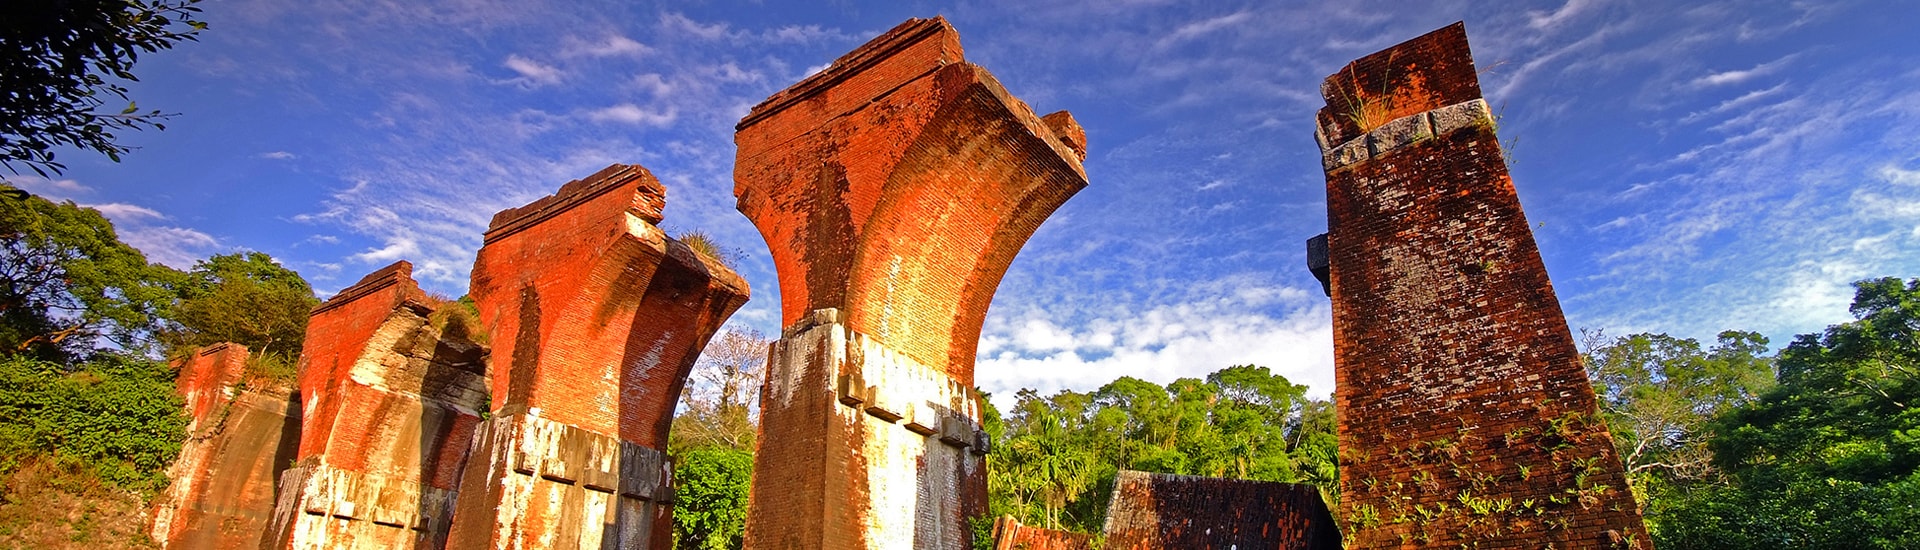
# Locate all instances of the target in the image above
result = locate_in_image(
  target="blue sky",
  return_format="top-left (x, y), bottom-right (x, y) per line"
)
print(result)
top-left (9, 0), bottom-right (1919, 404)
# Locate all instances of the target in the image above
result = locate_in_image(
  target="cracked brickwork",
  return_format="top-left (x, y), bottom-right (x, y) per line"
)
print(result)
top-left (446, 163), bottom-right (748, 550)
top-left (149, 343), bottom-right (303, 550)
top-left (1101, 471), bottom-right (1338, 550)
top-left (1317, 23), bottom-right (1649, 548)
top-left (734, 17), bottom-right (1087, 549)
top-left (265, 261), bottom-right (490, 549)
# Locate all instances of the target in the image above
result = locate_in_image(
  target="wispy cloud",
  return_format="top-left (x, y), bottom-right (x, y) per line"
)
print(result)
top-left (562, 34), bottom-right (652, 58)
top-left (1689, 55), bottom-right (1796, 88)
top-left (84, 202), bottom-right (167, 222)
top-left (587, 103), bottom-right (678, 127)
top-left (259, 151), bottom-right (297, 160)
top-left (1155, 11), bottom-right (1250, 49)
top-left (501, 54), bottom-right (563, 87)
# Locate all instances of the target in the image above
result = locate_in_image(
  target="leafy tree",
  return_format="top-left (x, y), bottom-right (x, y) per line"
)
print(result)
top-left (0, 187), bottom-right (181, 360)
top-left (1582, 330), bottom-right (1774, 485)
top-left (1, 0), bottom-right (207, 175)
top-left (673, 447), bottom-right (753, 550)
top-left (159, 251), bottom-right (318, 363)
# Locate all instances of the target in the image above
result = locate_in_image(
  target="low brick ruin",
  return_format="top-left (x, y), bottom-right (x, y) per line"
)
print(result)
top-left (731, 16), bottom-right (1088, 549)
top-left (264, 261), bottom-right (489, 549)
top-left (149, 343), bottom-right (302, 549)
top-left (988, 516), bottom-right (1094, 550)
top-left (1315, 23), bottom-right (1648, 548)
top-left (1103, 471), bottom-right (1339, 549)
top-left (446, 164), bottom-right (749, 549)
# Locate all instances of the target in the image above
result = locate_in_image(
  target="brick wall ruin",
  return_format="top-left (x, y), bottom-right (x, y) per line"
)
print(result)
top-left (732, 17), bottom-right (1088, 549)
top-left (445, 163), bottom-right (749, 549)
top-left (264, 261), bottom-right (489, 549)
top-left (1102, 470), bottom-right (1338, 550)
top-left (1315, 22), bottom-right (1649, 548)
top-left (988, 516), bottom-right (1093, 550)
top-left (149, 343), bottom-right (302, 549)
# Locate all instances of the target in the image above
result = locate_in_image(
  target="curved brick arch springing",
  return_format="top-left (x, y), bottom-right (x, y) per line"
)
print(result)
top-left (735, 17), bottom-right (1087, 549)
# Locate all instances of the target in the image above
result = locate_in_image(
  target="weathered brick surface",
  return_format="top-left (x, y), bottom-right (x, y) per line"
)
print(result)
top-left (989, 515), bottom-right (1092, 550)
top-left (1100, 470), bottom-right (1338, 550)
top-left (1318, 23), bottom-right (1649, 548)
top-left (266, 261), bottom-right (489, 549)
top-left (149, 344), bottom-right (303, 550)
top-left (447, 163), bottom-right (747, 550)
top-left (734, 17), bottom-right (1085, 550)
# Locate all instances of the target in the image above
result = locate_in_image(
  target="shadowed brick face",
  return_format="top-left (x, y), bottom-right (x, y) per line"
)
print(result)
top-left (735, 17), bottom-right (1087, 550)
top-left (265, 261), bottom-right (490, 549)
top-left (1318, 23), bottom-right (1649, 548)
top-left (447, 164), bottom-right (748, 550)
top-left (149, 343), bottom-right (302, 550)
top-left (1101, 471), bottom-right (1338, 550)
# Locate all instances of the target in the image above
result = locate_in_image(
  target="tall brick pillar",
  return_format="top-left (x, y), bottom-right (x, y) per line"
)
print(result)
top-left (1315, 23), bottom-right (1649, 548)
top-left (734, 17), bottom-right (1088, 549)
top-left (263, 261), bottom-right (490, 549)
top-left (445, 164), bottom-right (749, 549)
top-left (149, 343), bottom-right (302, 549)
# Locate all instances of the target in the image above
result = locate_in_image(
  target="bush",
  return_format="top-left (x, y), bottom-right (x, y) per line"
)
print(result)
top-left (673, 447), bottom-right (753, 550)
top-left (0, 354), bottom-right (185, 495)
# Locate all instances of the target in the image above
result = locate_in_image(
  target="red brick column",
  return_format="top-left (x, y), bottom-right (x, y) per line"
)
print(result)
top-left (149, 343), bottom-right (302, 550)
top-left (1317, 23), bottom-right (1649, 548)
top-left (445, 164), bottom-right (748, 550)
top-left (733, 17), bottom-right (1087, 549)
top-left (263, 261), bottom-right (490, 549)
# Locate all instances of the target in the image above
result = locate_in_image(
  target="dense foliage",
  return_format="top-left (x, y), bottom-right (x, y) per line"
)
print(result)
top-left (1590, 278), bottom-right (1920, 549)
top-left (673, 447), bottom-right (754, 550)
top-left (0, 354), bottom-right (186, 495)
top-left (985, 365), bottom-right (1339, 534)
top-left (0, 0), bottom-right (206, 175)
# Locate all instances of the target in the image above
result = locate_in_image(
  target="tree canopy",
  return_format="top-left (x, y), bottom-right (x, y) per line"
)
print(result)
top-left (1, 0), bottom-right (207, 175)
top-left (1631, 278), bottom-right (1920, 549)
top-left (1, 187), bottom-right (179, 360)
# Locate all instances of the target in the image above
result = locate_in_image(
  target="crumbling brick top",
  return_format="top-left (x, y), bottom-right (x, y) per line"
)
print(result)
top-left (737, 17), bottom-right (962, 131)
top-left (484, 163), bottom-right (667, 243)
top-left (312, 260), bottom-right (423, 315)
top-left (1315, 21), bottom-right (1482, 147)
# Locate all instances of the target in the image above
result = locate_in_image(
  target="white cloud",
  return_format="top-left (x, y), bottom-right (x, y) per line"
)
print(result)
top-left (120, 226), bottom-right (223, 269)
top-left (1527, 0), bottom-right (1600, 30)
top-left (84, 202), bottom-right (167, 222)
top-left (1879, 165), bottom-right (1920, 186)
top-left (586, 103), bottom-right (678, 127)
top-left (259, 151), bottom-right (297, 160)
top-left (502, 54), bottom-right (563, 87)
top-left (1689, 55), bottom-right (1796, 88)
top-left (660, 12), bottom-right (731, 41)
top-left (977, 275), bottom-right (1334, 409)
top-left (4, 175), bottom-right (91, 198)
top-left (1156, 11), bottom-right (1250, 49)
top-left (563, 34), bottom-right (651, 58)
